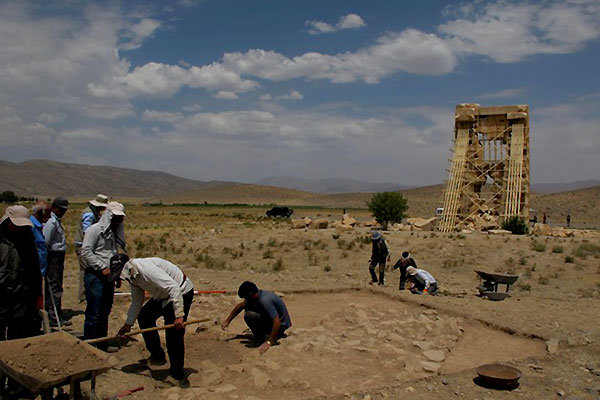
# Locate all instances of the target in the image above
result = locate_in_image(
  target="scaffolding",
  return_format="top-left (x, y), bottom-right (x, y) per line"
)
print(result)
top-left (437, 104), bottom-right (530, 232)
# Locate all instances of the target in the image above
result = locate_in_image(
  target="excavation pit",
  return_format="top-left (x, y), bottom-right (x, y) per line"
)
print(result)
top-left (121, 289), bottom-right (545, 399)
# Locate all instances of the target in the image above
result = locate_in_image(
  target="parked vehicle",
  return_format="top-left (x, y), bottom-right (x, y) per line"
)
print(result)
top-left (266, 206), bottom-right (294, 218)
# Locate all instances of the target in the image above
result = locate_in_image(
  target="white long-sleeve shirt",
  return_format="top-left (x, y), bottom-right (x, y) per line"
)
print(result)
top-left (414, 269), bottom-right (436, 289)
top-left (123, 258), bottom-right (194, 326)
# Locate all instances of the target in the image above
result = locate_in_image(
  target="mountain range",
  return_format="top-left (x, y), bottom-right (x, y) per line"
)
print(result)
top-left (1, 159), bottom-right (599, 200)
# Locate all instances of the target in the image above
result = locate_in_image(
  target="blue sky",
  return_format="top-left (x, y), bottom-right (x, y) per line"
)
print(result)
top-left (1, 0), bottom-right (599, 186)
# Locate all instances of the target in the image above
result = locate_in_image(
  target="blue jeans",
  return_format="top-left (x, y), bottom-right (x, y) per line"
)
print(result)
top-left (83, 271), bottom-right (114, 350)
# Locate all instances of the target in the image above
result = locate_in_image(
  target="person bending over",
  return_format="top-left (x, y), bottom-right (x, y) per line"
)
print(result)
top-left (406, 266), bottom-right (438, 295)
top-left (115, 255), bottom-right (194, 383)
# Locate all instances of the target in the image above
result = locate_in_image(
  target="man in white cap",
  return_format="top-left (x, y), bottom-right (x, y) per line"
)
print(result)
top-left (113, 254), bottom-right (194, 384)
top-left (42, 197), bottom-right (69, 327)
top-left (369, 231), bottom-right (390, 285)
top-left (0, 206), bottom-right (43, 339)
top-left (81, 201), bottom-right (126, 350)
top-left (406, 266), bottom-right (438, 295)
top-left (74, 194), bottom-right (109, 303)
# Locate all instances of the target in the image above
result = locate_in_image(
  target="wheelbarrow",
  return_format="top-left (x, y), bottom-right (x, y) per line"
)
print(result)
top-left (0, 331), bottom-right (117, 399)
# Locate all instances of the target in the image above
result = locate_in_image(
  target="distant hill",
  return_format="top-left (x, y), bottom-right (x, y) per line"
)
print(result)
top-left (0, 159), bottom-right (219, 198)
top-left (532, 180), bottom-right (600, 194)
top-left (255, 176), bottom-right (412, 193)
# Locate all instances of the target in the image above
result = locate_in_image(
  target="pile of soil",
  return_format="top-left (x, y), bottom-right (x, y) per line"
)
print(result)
top-left (0, 332), bottom-right (111, 384)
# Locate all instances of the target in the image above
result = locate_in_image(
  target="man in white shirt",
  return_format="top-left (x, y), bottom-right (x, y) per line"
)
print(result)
top-left (42, 196), bottom-right (69, 326)
top-left (406, 266), bottom-right (438, 295)
top-left (114, 255), bottom-right (194, 382)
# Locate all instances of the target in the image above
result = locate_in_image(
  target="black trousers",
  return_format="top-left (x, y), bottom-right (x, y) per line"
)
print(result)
top-left (45, 251), bottom-right (65, 323)
top-left (0, 316), bottom-right (28, 341)
top-left (369, 260), bottom-right (385, 284)
top-left (138, 290), bottom-right (194, 379)
top-left (243, 311), bottom-right (287, 340)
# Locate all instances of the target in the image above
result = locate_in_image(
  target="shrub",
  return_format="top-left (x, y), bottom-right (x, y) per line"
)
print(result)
top-left (564, 255), bottom-right (575, 263)
top-left (323, 265), bottom-right (332, 272)
top-left (366, 192), bottom-right (408, 230)
top-left (574, 242), bottom-right (600, 259)
top-left (272, 258), bottom-right (284, 272)
top-left (531, 241), bottom-right (546, 252)
top-left (552, 245), bottom-right (564, 254)
top-left (262, 249), bottom-right (273, 259)
top-left (538, 276), bottom-right (549, 285)
top-left (518, 283), bottom-right (531, 291)
top-left (519, 256), bottom-right (527, 265)
top-left (502, 216), bottom-right (528, 235)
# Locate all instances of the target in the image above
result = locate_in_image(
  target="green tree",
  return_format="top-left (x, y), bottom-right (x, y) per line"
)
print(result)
top-left (501, 216), bottom-right (528, 235)
top-left (367, 192), bottom-right (408, 230)
top-left (0, 191), bottom-right (18, 203)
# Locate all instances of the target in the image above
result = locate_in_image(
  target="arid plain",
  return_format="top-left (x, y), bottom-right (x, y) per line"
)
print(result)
top-left (38, 201), bottom-right (600, 400)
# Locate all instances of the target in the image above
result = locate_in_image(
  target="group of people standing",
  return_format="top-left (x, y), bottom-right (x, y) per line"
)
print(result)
top-left (369, 231), bottom-right (438, 295)
top-left (0, 195), bottom-right (127, 338)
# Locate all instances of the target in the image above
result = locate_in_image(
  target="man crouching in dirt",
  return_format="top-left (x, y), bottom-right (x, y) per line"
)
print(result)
top-left (406, 266), bottom-right (438, 295)
top-left (221, 281), bottom-right (291, 354)
top-left (114, 255), bottom-right (194, 384)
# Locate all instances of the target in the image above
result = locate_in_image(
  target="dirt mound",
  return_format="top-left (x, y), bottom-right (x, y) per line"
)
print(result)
top-left (0, 332), bottom-right (114, 390)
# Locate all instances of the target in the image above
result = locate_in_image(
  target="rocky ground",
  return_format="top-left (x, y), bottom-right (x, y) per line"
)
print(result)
top-left (9, 205), bottom-right (600, 399)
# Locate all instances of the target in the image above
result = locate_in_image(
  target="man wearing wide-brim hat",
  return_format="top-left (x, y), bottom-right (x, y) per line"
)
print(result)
top-left (0, 205), bottom-right (43, 339)
top-left (74, 194), bottom-right (109, 303)
top-left (81, 201), bottom-right (126, 350)
top-left (42, 197), bottom-right (69, 326)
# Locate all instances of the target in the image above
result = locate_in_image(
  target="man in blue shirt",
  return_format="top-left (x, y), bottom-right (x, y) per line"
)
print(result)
top-left (30, 201), bottom-right (50, 277)
top-left (221, 281), bottom-right (291, 354)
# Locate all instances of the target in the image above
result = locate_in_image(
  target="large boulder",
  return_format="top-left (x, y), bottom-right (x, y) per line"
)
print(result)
top-left (291, 219), bottom-right (306, 229)
top-left (405, 217), bottom-right (437, 231)
top-left (311, 219), bottom-right (329, 229)
top-left (342, 213), bottom-right (357, 227)
top-left (532, 223), bottom-right (552, 236)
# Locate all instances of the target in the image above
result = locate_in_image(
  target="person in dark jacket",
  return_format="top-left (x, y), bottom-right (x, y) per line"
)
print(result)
top-left (369, 231), bottom-right (390, 285)
top-left (0, 206), bottom-right (43, 339)
top-left (393, 251), bottom-right (418, 290)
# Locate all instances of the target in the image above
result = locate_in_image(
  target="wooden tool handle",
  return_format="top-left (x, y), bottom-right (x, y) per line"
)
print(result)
top-left (85, 318), bottom-right (211, 344)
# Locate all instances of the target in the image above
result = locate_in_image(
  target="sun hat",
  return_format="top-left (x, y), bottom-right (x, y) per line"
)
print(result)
top-left (406, 266), bottom-right (418, 275)
top-left (107, 201), bottom-right (126, 216)
top-left (0, 205), bottom-right (33, 227)
top-left (371, 231), bottom-right (382, 240)
top-left (52, 197), bottom-right (69, 210)
top-left (89, 194), bottom-right (109, 208)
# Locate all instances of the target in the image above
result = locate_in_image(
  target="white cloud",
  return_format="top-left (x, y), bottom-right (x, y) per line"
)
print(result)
top-left (276, 90), bottom-right (303, 101)
top-left (182, 103), bottom-right (202, 112)
top-left (142, 109), bottom-right (184, 123)
top-left (532, 97), bottom-right (600, 181)
top-left (214, 91), bottom-right (239, 100)
top-left (120, 18), bottom-right (161, 50)
top-left (479, 88), bottom-right (526, 99)
top-left (307, 13), bottom-right (366, 35)
top-left (177, 0), bottom-right (204, 7)
top-left (57, 128), bottom-right (110, 141)
top-left (259, 94), bottom-right (272, 101)
top-left (337, 14), bottom-right (367, 30)
top-left (223, 29), bottom-right (457, 83)
top-left (439, 0), bottom-right (600, 62)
